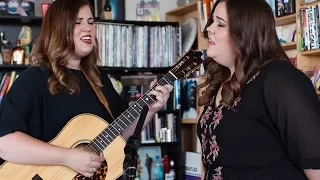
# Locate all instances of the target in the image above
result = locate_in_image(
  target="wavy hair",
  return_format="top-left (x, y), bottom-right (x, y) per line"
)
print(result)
top-left (29, 0), bottom-right (101, 95)
top-left (198, 0), bottom-right (290, 107)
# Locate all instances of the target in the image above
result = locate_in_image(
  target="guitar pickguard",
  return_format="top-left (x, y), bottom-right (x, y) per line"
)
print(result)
top-left (72, 160), bottom-right (108, 180)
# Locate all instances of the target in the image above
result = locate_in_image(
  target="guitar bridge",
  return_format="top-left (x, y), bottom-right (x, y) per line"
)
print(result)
top-left (73, 160), bottom-right (108, 180)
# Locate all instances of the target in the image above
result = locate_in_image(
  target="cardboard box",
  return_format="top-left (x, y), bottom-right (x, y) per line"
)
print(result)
top-left (0, 0), bottom-right (35, 17)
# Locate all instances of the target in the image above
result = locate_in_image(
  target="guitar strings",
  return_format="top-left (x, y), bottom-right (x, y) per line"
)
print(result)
top-left (49, 77), bottom-right (172, 180)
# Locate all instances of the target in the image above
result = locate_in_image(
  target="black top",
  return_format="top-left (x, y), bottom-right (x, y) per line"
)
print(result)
top-left (0, 66), bottom-right (128, 142)
top-left (197, 60), bottom-right (320, 180)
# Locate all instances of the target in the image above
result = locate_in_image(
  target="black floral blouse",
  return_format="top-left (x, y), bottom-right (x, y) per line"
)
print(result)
top-left (197, 60), bottom-right (320, 180)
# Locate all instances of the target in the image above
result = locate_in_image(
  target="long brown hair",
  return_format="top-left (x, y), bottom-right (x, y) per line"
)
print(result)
top-left (198, 0), bottom-right (290, 107)
top-left (29, 0), bottom-right (101, 95)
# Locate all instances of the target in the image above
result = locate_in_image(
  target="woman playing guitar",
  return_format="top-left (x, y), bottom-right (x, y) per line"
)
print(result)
top-left (0, 0), bottom-right (172, 178)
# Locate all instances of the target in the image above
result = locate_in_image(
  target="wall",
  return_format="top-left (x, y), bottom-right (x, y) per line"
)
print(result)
top-left (125, 0), bottom-right (179, 21)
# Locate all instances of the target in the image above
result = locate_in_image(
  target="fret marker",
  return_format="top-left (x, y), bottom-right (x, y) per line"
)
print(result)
top-left (128, 115), bottom-right (130, 117)
top-left (145, 98), bottom-right (149, 100)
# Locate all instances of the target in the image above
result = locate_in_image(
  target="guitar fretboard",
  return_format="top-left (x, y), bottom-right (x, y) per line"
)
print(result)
top-left (89, 71), bottom-right (177, 152)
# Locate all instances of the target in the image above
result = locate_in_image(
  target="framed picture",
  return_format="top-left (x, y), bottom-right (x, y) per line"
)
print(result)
top-left (88, 0), bottom-right (125, 20)
top-left (137, 146), bottom-right (162, 180)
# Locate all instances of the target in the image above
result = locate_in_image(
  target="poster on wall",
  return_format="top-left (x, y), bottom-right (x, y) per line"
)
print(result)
top-left (88, 0), bottom-right (125, 20)
top-left (136, 0), bottom-right (160, 21)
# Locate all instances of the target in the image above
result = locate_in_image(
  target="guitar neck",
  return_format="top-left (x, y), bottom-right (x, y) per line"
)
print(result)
top-left (90, 71), bottom-right (177, 152)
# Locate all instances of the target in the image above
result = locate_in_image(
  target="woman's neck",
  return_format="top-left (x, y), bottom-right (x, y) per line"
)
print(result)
top-left (66, 59), bottom-right (81, 70)
top-left (229, 66), bottom-right (235, 76)
top-left (226, 66), bottom-right (235, 81)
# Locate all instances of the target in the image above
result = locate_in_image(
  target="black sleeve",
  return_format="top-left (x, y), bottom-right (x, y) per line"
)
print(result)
top-left (263, 62), bottom-right (320, 169)
top-left (100, 70), bottom-right (129, 119)
top-left (0, 68), bottom-right (41, 137)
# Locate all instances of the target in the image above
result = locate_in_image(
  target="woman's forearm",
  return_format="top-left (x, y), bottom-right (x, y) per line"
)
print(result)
top-left (122, 111), bottom-right (155, 140)
top-left (0, 131), bottom-right (68, 166)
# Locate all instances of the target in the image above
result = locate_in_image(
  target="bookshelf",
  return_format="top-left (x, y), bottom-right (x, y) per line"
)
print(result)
top-left (0, 19), bottom-right (41, 49)
top-left (275, 13), bottom-right (296, 26)
top-left (95, 19), bottom-right (179, 26)
top-left (165, 1), bottom-right (207, 154)
top-left (281, 41), bottom-right (297, 50)
top-left (296, 1), bottom-right (320, 65)
top-left (301, 49), bottom-right (320, 55)
top-left (0, 65), bottom-right (29, 70)
top-left (296, 0), bottom-right (320, 82)
top-left (300, 0), bottom-right (320, 8)
top-left (140, 142), bottom-right (179, 147)
top-left (0, 16), bottom-right (43, 24)
top-left (0, 16), bottom-right (184, 179)
top-left (0, 65), bottom-right (172, 74)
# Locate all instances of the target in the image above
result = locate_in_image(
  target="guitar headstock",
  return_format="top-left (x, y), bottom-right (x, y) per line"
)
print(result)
top-left (169, 49), bottom-right (204, 80)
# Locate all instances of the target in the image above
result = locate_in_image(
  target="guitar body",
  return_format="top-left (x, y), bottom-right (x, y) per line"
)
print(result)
top-left (0, 114), bottom-right (126, 180)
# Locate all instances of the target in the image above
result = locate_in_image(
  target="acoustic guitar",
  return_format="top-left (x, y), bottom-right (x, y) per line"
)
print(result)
top-left (0, 49), bottom-right (204, 180)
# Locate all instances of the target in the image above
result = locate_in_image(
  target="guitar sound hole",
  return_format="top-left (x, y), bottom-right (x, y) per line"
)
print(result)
top-left (74, 142), bottom-right (101, 155)
top-left (72, 142), bottom-right (109, 180)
